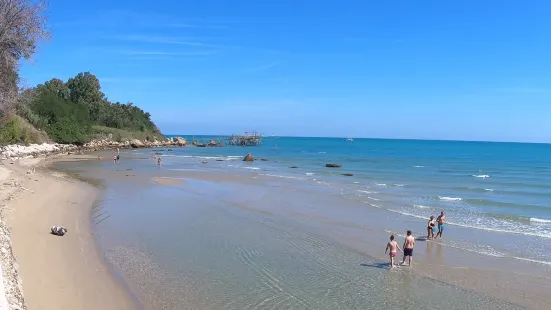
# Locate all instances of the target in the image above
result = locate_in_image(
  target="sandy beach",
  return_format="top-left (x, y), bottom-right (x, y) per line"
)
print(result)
top-left (0, 156), bottom-right (136, 310)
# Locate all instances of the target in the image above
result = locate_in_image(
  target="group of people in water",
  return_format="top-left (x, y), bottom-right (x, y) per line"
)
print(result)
top-left (105, 149), bottom-right (163, 167)
top-left (385, 211), bottom-right (446, 268)
top-left (152, 152), bottom-right (162, 167)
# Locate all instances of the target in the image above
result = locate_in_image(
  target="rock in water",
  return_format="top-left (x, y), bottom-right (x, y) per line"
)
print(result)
top-left (342, 173), bottom-right (353, 176)
top-left (325, 163), bottom-right (342, 168)
top-left (243, 153), bottom-right (254, 162)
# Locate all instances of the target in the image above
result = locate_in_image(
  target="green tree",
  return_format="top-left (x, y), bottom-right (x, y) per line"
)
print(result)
top-left (66, 72), bottom-right (105, 104)
top-left (0, 0), bottom-right (49, 119)
top-left (39, 78), bottom-right (69, 100)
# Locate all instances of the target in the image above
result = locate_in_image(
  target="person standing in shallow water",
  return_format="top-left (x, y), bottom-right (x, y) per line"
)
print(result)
top-left (436, 211), bottom-right (446, 238)
top-left (385, 235), bottom-right (402, 268)
top-left (157, 157), bottom-right (162, 167)
top-left (427, 216), bottom-right (436, 240)
top-left (401, 230), bottom-right (415, 266)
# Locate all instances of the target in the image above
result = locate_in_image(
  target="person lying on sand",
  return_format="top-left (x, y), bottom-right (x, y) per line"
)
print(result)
top-left (385, 235), bottom-right (402, 268)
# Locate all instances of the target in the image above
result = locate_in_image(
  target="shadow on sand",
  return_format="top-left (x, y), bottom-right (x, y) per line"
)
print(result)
top-left (360, 262), bottom-right (390, 269)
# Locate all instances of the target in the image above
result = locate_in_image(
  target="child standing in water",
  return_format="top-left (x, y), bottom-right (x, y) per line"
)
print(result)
top-left (157, 157), bottom-right (162, 167)
top-left (385, 235), bottom-right (402, 268)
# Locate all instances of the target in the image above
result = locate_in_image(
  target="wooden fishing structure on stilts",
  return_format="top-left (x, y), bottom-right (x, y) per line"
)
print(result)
top-left (228, 131), bottom-right (262, 146)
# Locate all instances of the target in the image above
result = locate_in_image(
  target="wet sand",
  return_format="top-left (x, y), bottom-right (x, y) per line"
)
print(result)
top-left (2, 157), bottom-right (137, 310)
top-left (151, 177), bottom-right (186, 186)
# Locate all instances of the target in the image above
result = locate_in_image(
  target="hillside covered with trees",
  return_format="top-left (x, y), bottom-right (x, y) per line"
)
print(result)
top-left (13, 72), bottom-right (164, 144)
top-left (0, 1), bottom-right (163, 145)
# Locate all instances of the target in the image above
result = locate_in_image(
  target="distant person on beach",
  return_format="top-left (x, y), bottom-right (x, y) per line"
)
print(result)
top-left (427, 216), bottom-right (436, 239)
top-left (401, 230), bottom-right (415, 266)
top-left (385, 235), bottom-right (402, 268)
top-left (436, 211), bottom-right (446, 238)
top-left (157, 157), bottom-right (162, 167)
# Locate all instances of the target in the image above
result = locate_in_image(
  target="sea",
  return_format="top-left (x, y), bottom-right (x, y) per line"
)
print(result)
top-left (56, 137), bottom-right (551, 310)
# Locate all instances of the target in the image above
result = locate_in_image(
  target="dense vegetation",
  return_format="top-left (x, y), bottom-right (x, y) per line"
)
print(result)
top-left (5, 72), bottom-right (164, 145)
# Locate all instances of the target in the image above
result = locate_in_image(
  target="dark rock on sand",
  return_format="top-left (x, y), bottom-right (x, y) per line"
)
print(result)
top-left (325, 163), bottom-right (342, 168)
top-left (243, 153), bottom-right (254, 162)
top-left (342, 173), bottom-right (353, 176)
top-left (290, 166), bottom-right (298, 169)
top-left (216, 159), bottom-right (224, 162)
top-left (260, 158), bottom-right (269, 161)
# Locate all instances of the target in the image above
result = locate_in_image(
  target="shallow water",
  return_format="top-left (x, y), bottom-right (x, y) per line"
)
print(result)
top-left (87, 174), bottom-right (523, 310)
top-left (55, 138), bottom-right (551, 309)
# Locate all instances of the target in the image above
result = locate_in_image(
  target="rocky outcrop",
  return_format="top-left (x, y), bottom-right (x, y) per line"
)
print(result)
top-left (0, 143), bottom-right (79, 159)
top-left (130, 139), bottom-right (144, 148)
top-left (325, 163), bottom-right (342, 168)
top-left (243, 153), bottom-right (254, 162)
top-left (0, 137), bottom-right (191, 160)
top-left (174, 137), bottom-right (186, 146)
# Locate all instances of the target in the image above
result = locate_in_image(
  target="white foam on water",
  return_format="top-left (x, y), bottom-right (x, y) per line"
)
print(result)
top-left (511, 256), bottom-right (551, 265)
top-left (413, 165), bottom-right (424, 168)
top-left (353, 181), bottom-right (360, 184)
top-left (484, 188), bottom-right (494, 191)
top-left (242, 167), bottom-right (260, 170)
top-left (384, 206), bottom-right (551, 239)
top-left (388, 209), bottom-right (427, 220)
top-left (413, 204), bottom-right (431, 209)
top-left (358, 190), bottom-right (378, 194)
top-left (438, 196), bottom-right (463, 201)
top-left (530, 217), bottom-right (551, 224)
top-left (376, 183), bottom-right (387, 187)
top-left (367, 196), bottom-right (380, 201)
top-left (472, 174), bottom-right (491, 178)
top-left (305, 172), bottom-right (314, 176)
top-left (444, 221), bottom-right (551, 239)
top-left (318, 151), bottom-right (326, 154)
top-left (366, 203), bottom-right (381, 208)
top-left (259, 173), bottom-right (304, 180)
top-left (394, 184), bottom-right (405, 187)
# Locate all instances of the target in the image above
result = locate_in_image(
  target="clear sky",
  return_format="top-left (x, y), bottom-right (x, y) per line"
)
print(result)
top-left (19, 0), bottom-right (551, 142)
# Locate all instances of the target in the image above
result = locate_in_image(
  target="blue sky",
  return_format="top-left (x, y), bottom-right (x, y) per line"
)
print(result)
top-left (19, 0), bottom-right (551, 142)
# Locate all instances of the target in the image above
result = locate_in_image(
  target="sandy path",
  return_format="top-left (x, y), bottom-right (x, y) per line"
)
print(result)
top-left (3, 159), bottom-right (136, 310)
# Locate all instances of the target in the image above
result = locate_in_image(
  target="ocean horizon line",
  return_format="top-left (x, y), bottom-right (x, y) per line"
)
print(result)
top-left (162, 134), bottom-right (551, 145)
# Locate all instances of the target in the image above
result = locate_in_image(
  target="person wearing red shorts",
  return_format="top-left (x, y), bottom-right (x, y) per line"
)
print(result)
top-left (385, 235), bottom-right (402, 268)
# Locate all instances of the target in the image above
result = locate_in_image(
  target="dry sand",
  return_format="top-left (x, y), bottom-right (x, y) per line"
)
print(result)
top-left (1, 157), bottom-right (136, 310)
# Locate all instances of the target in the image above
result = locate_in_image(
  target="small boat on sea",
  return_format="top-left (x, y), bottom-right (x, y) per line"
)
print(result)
top-left (346, 138), bottom-right (354, 142)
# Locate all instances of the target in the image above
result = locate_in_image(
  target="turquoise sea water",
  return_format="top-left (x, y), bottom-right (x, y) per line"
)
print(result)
top-left (58, 137), bottom-right (551, 309)
top-left (164, 136), bottom-right (551, 248)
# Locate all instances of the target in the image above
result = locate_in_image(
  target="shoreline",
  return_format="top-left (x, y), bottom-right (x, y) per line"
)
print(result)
top-left (0, 155), bottom-right (139, 309)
